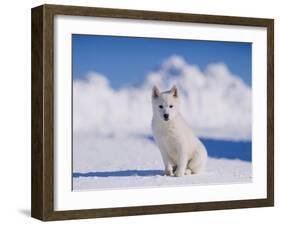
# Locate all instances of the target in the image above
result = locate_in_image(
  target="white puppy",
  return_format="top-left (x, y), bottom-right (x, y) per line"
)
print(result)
top-left (151, 85), bottom-right (207, 177)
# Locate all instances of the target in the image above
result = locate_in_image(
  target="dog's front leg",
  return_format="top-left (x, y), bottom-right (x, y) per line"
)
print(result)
top-left (162, 152), bottom-right (174, 176)
top-left (157, 142), bottom-right (175, 176)
top-left (175, 149), bottom-right (188, 177)
top-left (165, 160), bottom-right (175, 176)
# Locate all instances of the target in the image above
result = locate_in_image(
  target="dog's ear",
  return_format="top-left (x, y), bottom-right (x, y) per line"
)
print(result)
top-left (152, 86), bottom-right (160, 98)
top-left (170, 85), bottom-right (178, 97)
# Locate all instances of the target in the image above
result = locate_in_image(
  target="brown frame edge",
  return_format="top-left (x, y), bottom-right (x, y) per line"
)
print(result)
top-left (31, 4), bottom-right (274, 221)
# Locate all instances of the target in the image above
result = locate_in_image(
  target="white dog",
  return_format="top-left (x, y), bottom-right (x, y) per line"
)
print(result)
top-left (151, 85), bottom-right (208, 177)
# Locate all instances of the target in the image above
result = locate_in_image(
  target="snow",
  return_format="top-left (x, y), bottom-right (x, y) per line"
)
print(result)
top-left (73, 133), bottom-right (251, 191)
top-left (73, 55), bottom-right (251, 141)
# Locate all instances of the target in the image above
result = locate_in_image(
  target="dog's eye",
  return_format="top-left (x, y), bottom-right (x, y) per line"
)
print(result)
top-left (159, 105), bottom-right (163, 109)
top-left (169, 105), bottom-right (173, 108)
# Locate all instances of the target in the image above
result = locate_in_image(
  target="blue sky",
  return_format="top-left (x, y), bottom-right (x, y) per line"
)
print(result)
top-left (72, 34), bottom-right (252, 89)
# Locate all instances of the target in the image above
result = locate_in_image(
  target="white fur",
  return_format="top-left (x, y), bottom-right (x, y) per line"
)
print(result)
top-left (151, 86), bottom-right (208, 177)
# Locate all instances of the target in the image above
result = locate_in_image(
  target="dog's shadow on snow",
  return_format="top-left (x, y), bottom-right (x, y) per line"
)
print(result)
top-left (73, 170), bottom-right (164, 178)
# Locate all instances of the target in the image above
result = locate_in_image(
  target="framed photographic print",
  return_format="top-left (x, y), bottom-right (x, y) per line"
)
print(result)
top-left (31, 4), bottom-right (274, 221)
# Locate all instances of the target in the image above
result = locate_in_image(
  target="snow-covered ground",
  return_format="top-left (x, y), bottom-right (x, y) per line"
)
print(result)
top-left (73, 133), bottom-right (252, 191)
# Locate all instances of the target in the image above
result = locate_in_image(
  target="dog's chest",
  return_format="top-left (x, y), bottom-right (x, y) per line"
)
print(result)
top-left (153, 121), bottom-right (183, 149)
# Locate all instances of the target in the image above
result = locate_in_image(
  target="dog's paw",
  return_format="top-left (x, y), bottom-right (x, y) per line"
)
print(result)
top-left (165, 169), bottom-right (174, 176)
top-left (174, 169), bottom-right (185, 177)
top-left (185, 169), bottom-right (192, 175)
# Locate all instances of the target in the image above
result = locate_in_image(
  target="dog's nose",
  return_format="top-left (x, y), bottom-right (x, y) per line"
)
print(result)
top-left (163, 114), bottom-right (169, 120)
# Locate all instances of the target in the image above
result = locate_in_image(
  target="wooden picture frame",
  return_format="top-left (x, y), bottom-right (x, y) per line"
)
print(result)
top-left (31, 4), bottom-right (274, 221)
